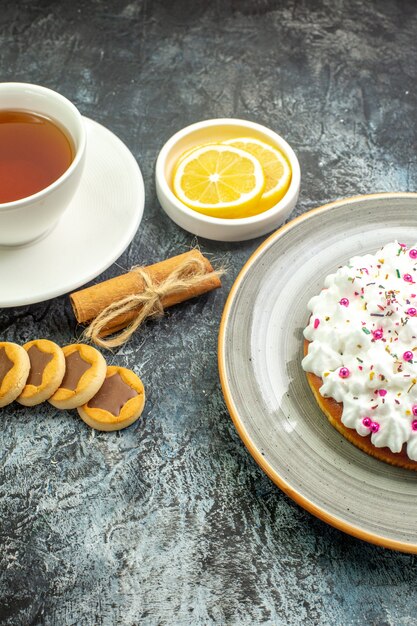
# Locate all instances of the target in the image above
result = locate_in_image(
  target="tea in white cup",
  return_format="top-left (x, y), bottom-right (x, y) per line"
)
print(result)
top-left (0, 82), bottom-right (86, 246)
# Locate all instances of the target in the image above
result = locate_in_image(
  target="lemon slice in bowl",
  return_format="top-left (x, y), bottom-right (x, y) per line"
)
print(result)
top-left (172, 144), bottom-right (265, 219)
top-left (223, 137), bottom-right (291, 212)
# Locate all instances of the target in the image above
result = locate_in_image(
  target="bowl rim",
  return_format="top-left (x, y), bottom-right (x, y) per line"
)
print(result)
top-left (155, 117), bottom-right (301, 226)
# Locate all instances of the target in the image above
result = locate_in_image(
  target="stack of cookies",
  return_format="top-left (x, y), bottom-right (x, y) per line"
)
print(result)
top-left (0, 340), bottom-right (145, 431)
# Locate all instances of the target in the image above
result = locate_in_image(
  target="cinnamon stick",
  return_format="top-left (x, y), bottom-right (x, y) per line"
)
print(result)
top-left (70, 250), bottom-right (222, 337)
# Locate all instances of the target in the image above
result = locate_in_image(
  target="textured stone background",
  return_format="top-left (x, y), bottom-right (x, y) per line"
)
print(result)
top-left (1, 1), bottom-right (417, 624)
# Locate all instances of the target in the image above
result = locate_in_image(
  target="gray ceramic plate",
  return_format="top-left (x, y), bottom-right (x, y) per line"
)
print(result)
top-left (219, 193), bottom-right (417, 553)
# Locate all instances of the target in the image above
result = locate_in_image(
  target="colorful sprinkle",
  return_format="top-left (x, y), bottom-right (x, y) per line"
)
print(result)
top-left (408, 381), bottom-right (416, 393)
top-left (339, 367), bottom-right (350, 379)
top-left (314, 318), bottom-right (320, 329)
top-left (378, 389), bottom-right (387, 397)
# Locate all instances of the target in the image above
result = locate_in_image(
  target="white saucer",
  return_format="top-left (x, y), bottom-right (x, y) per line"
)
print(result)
top-left (0, 117), bottom-right (145, 308)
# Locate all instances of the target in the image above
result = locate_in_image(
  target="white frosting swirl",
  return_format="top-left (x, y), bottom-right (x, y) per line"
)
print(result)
top-left (302, 241), bottom-right (417, 460)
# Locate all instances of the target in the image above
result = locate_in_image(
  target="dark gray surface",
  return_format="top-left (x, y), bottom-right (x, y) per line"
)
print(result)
top-left (0, 1), bottom-right (416, 625)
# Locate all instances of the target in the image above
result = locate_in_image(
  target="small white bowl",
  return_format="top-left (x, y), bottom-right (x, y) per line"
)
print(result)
top-left (155, 118), bottom-right (300, 242)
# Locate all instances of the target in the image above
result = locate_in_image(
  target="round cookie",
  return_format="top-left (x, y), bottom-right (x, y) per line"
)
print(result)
top-left (49, 343), bottom-right (107, 409)
top-left (18, 339), bottom-right (65, 406)
top-left (77, 366), bottom-right (145, 431)
top-left (0, 342), bottom-right (30, 407)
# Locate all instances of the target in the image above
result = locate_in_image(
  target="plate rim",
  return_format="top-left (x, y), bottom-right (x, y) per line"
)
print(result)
top-left (0, 116), bottom-right (145, 308)
top-left (218, 191), bottom-right (417, 553)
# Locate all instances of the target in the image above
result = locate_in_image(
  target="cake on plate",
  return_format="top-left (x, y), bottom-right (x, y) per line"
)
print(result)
top-left (302, 241), bottom-right (417, 470)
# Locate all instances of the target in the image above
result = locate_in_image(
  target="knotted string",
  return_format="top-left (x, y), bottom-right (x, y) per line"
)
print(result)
top-left (82, 256), bottom-right (223, 349)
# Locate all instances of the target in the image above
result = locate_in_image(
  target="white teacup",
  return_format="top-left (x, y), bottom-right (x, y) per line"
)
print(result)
top-left (0, 83), bottom-right (86, 246)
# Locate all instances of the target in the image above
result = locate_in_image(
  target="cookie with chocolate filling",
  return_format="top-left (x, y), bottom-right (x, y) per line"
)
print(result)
top-left (0, 342), bottom-right (31, 407)
top-left (77, 366), bottom-right (145, 431)
top-left (18, 339), bottom-right (65, 406)
top-left (49, 344), bottom-right (107, 409)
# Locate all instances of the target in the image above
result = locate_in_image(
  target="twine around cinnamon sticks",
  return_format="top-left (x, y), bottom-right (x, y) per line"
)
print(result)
top-left (70, 250), bottom-right (223, 349)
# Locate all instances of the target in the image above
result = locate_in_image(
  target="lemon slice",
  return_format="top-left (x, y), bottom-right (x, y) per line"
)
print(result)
top-left (172, 144), bottom-right (265, 219)
top-left (223, 137), bottom-right (291, 212)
